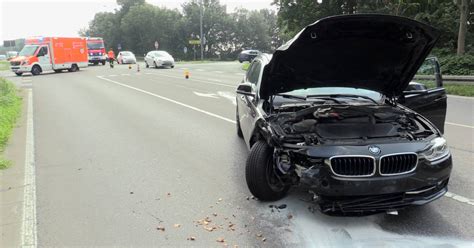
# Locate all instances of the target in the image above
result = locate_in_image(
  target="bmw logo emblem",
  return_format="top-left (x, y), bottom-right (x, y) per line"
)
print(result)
top-left (368, 145), bottom-right (381, 155)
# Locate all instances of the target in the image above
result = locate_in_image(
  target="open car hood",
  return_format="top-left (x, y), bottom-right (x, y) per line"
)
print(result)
top-left (260, 14), bottom-right (440, 99)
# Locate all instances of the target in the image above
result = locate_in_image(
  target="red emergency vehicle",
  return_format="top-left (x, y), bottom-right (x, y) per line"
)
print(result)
top-left (10, 37), bottom-right (88, 76)
top-left (86, 37), bottom-right (107, 65)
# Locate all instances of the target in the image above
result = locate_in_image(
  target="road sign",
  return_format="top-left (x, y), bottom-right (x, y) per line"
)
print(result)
top-left (189, 39), bottom-right (200, 45)
top-left (155, 41), bottom-right (159, 49)
top-left (183, 47), bottom-right (188, 54)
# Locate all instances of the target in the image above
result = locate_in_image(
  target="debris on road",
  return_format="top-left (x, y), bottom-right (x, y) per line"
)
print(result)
top-left (216, 237), bottom-right (225, 243)
top-left (156, 226), bottom-right (165, 231)
top-left (130, 191), bottom-right (134, 194)
top-left (187, 236), bottom-right (196, 241)
top-left (173, 224), bottom-right (181, 228)
top-left (287, 214), bottom-right (293, 219)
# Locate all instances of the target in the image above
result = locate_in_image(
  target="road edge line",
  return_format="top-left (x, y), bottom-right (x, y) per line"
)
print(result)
top-left (444, 192), bottom-right (474, 206)
top-left (21, 89), bottom-right (37, 248)
top-left (446, 122), bottom-right (474, 129)
top-left (97, 76), bottom-right (236, 124)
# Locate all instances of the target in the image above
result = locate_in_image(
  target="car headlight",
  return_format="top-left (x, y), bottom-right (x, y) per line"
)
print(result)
top-left (420, 137), bottom-right (450, 162)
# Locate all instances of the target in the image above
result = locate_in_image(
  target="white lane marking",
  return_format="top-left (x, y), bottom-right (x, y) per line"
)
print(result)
top-left (97, 76), bottom-right (236, 124)
top-left (217, 91), bottom-right (237, 106)
top-left (145, 72), bottom-right (235, 88)
top-left (109, 74), bottom-right (117, 77)
top-left (22, 89), bottom-right (37, 248)
top-left (121, 74), bottom-right (131, 76)
top-left (196, 69), bottom-right (205, 72)
top-left (448, 94), bottom-right (474, 100)
top-left (214, 71), bottom-right (224, 74)
top-left (235, 73), bottom-right (245, 76)
top-left (444, 192), bottom-right (474, 206)
top-left (193, 92), bottom-right (219, 98)
top-left (446, 122), bottom-right (474, 129)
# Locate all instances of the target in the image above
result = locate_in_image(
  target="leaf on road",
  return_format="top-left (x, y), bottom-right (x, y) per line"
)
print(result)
top-left (262, 237), bottom-right (267, 242)
top-left (173, 224), bottom-right (181, 228)
top-left (218, 198), bottom-right (223, 202)
top-left (216, 237), bottom-right (225, 243)
top-left (213, 213), bottom-right (218, 217)
top-left (256, 233), bottom-right (263, 238)
top-left (187, 236), bottom-right (196, 241)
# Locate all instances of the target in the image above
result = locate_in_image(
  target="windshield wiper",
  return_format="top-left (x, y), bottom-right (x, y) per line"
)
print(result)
top-left (306, 94), bottom-right (378, 104)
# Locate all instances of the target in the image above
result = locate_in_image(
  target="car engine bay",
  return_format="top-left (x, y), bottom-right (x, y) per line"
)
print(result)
top-left (267, 104), bottom-right (436, 146)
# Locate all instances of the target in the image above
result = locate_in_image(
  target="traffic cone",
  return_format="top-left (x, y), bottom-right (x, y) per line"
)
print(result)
top-left (137, 64), bottom-right (140, 72)
top-left (185, 70), bottom-right (189, 79)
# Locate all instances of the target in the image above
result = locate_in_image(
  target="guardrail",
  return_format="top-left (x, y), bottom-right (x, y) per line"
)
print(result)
top-left (413, 75), bottom-right (474, 85)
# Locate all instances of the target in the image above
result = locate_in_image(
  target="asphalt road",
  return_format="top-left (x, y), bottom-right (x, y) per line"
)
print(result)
top-left (5, 61), bottom-right (474, 247)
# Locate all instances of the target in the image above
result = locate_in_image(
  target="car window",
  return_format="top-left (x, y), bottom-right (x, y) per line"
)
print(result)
top-left (246, 61), bottom-right (261, 84)
top-left (38, 46), bottom-right (48, 56)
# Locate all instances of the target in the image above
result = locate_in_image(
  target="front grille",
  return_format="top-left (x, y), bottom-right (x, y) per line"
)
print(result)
top-left (330, 156), bottom-right (375, 177)
top-left (10, 61), bottom-right (20, 66)
top-left (380, 153), bottom-right (418, 175)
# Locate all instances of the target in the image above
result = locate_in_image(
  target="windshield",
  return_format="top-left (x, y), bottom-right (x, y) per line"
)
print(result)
top-left (282, 87), bottom-right (383, 101)
top-left (154, 51), bottom-right (170, 57)
top-left (19, 45), bottom-right (38, 56)
top-left (87, 42), bottom-right (104, 50)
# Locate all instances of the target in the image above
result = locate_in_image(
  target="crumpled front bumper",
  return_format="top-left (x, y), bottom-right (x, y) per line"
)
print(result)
top-left (282, 141), bottom-right (452, 215)
top-left (317, 179), bottom-right (448, 215)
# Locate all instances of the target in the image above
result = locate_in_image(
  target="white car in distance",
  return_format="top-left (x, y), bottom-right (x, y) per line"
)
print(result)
top-left (117, 51), bottom-right (137, 64)
top-left (145, 51), bottom-right (175, 69)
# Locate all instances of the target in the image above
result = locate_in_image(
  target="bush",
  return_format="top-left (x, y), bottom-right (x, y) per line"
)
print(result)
top-left (439, 55), bottom-right (474, 75)
top-left (0, 78), bottom-right (22, 169)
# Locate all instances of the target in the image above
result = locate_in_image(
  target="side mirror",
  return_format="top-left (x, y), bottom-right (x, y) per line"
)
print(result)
top-left (236, 84), bottom-right (255, 96)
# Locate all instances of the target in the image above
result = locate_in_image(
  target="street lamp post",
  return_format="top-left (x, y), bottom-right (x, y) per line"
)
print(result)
top-left (199, 0), bottom-right (204, 60)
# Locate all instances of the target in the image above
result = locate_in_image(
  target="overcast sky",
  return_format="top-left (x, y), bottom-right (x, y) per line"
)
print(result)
top-left (0, 0), bottom-right (275, 42)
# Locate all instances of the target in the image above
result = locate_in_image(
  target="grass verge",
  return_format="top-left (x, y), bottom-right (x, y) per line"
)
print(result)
top-left (0, 77), bottom-right (22, 169)
top-left (0, 61), bottom-right (10, 71)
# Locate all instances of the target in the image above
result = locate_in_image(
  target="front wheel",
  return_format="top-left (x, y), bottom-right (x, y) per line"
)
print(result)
top-left (145, 62), bottom-right (149, 68)
top-left (15, 72), bottom-right (23, 76)
top-left (31, 65), bottom-right (41, 75)
top-left (54, 69), bottom-right (62, 73)
top-left (102, 61), bottom-right (106, 65)
top-left (245, 141), bottom-right (290, 201)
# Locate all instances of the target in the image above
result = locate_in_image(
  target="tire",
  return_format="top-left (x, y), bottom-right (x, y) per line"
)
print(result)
top-left (245, 141), bottom-right (290, 201)
top-left (31, 65), bottom-right (41, 75)
top-left (171, 65), bottom-right (174, 68)
top-left (145, 62), bottom-right (149, 68)
top-left (154, 62), bottom-right (158, 69)
top-left (54, 69), bottom-right (62, 73)
top-left (68, 64), bottom-right (79, 72)
top-left (15, 72), bottom-right (23, 76)
top-left (236, 106), bottom-right (243, 138)
top-left (102, 61), bottom-right (106, 66)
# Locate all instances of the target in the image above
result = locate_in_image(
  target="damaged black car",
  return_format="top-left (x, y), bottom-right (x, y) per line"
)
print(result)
top-left (235, 14), bottom-right (452, 215)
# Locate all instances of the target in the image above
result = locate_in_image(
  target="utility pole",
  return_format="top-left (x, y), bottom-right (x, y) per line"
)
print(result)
top-left (199, 0), bottom-right (204, 60)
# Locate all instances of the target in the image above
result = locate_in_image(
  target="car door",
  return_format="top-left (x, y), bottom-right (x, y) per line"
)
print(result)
top-left (37, 46), bottom-right (52, 71)
top-left (400, 57), bottom-right (447, 133)
top-left (237, 60), bottom-right (262, 143)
